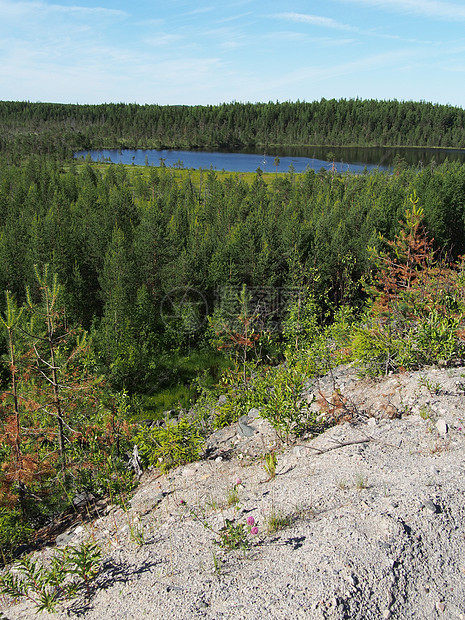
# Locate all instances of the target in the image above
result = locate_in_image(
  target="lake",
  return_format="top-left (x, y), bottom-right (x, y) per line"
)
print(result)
top-left (75, 145), bottom-right (465, 174)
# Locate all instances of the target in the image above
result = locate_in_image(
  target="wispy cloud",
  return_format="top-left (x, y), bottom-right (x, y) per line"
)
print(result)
top-left (0, 0), bottom-right (127, 20)
top-left (270, 10), bottom-right (439, 45)
top-left (262, 30), bottom-right (358, 47)
top-left (182, 6), bottom-right (215, 17)
top-left (216, 12), bottom-right (253, 24)
top-left (144, 34), bottom-right (183, 47)
top-left (273, 48), bottom-right (418, 87)
top-left (337, 0), bottom-right (465, 21)
top-left (272, 12), bottom-right (355, 31)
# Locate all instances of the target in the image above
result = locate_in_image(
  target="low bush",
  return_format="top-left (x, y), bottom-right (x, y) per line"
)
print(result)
top-left (134, 416), bottom-right (204, 472)
top-left (0, 508), bottom-right (33, 565)
top-left (0, 541), bottom-right (102, 613)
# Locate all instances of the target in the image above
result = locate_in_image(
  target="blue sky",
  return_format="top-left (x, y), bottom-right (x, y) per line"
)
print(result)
top-left (1, 0), bottom-right (464, 107)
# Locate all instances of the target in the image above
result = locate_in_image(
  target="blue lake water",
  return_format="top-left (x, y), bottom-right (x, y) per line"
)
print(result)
top-left (75, 148), bottom-right (389, 174)
top-left (75, 145), bottom-right (465, 174)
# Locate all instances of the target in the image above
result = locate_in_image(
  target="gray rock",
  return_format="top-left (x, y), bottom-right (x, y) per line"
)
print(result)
top-left (72, 491), bottom-right (94, 508)
top-left (182, 467), bottom-right (196, 477)
top-left (436, 419), bottom-right (449, 435)
top-left (238, 414), bottom-right (256, 437)
top-left (423, 499), bottom-right (439, 513)
top-left (55, 531), bottom-right (76, 547)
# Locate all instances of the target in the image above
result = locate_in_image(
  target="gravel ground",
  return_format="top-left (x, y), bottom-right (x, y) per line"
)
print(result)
top-left (2, 364), bottom-right (465, 620)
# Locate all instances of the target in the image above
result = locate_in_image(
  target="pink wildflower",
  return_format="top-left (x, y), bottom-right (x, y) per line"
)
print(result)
top-left (247, 516), bottom-right (255, 526)
top-left (250, 526), bottom-right (259, 535)
top-left (236, 478), bottom-right (242, 486)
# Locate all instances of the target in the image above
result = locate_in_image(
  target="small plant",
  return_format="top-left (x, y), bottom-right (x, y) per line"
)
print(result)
top-left (204, 495), bottom-right (221, 511)
top-left (419, 376), bottom-right (442, 396)
top-left (0, 541), bottom-right (102, 613)
top-left (263, 452), bottom-right (278, 480)
top-left (419, 404), bottom-right (433, 421)
top-left (119, 495), bottom-right (146, 547)
top-left (188, 501), bottom-right (259, 552)
top-left (215, 516), bottom-right (259, 551)
top-left (129, 520), bottom-right (145, 547)
top-left (337, 480), bottom-right (349, 490)
top-left (256, 365), bottom-right (315, 441)
top-left (212, 551), bottom-right (222, 575)
top-left (226, 478), bottom-right (242, 507)
top-left (65, 541), bottom-right (102, 596)
top-left (264, 509), bottom-right (293, 534)
top-left (355, 475), bottom-right (369, 490)
top-left (134, 416), bottom-right (204, 472)
top-left (226, 486), bottom-right (240, 507)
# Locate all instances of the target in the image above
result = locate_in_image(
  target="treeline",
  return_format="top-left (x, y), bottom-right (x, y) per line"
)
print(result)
top-left (1, 99), bottom-right (465, 158)
top-left (1, 157), bottom-right (465, 395)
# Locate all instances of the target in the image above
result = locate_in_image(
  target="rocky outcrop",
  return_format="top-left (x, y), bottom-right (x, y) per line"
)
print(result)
top-left (3, 365), bottom-right (465, 619)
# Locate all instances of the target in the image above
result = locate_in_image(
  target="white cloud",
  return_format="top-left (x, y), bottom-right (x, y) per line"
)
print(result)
top-left (270, 10), bottom-right (442, 45)
top-left (338, 0), bottom-right (465, 21)
top-left (271, 12), bottom-right (355, 31)
top-left (0, 0), bottom-right (127, 20)
top-left (144, 34), bottom-right (183, 47)
top-left (216, 12), bottom-right (253, 24)
top-left (261, 30), bottom-right (358, 47)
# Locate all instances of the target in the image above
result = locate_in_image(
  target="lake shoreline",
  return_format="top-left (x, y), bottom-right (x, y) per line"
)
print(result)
top-left (76, 143), bottom-right (465, 174)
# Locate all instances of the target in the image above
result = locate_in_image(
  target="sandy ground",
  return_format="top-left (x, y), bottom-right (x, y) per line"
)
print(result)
top-left (2, 364), bottom-right (465, 619)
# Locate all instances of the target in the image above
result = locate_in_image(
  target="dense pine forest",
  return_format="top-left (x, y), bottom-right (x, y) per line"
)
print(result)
top-left (2, 99), bottom-right (465, 563)
top-left (2, 99), bottom-right (465, 159)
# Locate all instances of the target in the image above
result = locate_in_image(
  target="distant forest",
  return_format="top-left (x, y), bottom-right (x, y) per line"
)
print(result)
top-left (1, 99), bottom-right (465, 160)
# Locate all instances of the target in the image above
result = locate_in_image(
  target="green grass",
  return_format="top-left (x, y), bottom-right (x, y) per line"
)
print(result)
top-left (132, 349), bottom-right (233, 422)
top-left (74, 160), bottom-right (287, 187)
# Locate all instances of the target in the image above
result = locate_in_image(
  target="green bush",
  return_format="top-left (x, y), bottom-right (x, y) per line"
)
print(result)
top-left (415, 309), bottom-right (464, 363)
top-left (134, 416), bottom-right (204, 472)
top-left (351, 310), bottom-right (465, 376)
top-left (0, 541), bottom-right (102, 612)
top-left (288, 304), bottom-right (356, 377)
top-left (0, 508), bottom-right (33, 565)
top-left (255, 365), bottom-right (316, 442)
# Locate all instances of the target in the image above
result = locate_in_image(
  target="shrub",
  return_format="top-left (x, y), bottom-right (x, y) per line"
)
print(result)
top-left (285, 300), bottom-right (356, 377)
top-left (351, 196), bottom-right (465, 375)
top-left (0, 508), bottom-right (33, 565)
top-left (134, 416), bottom-right (204, 472)
top-left (255, 365), bottom-right (316, 442)
top-left (0, 541), bottom-right (102, 613)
